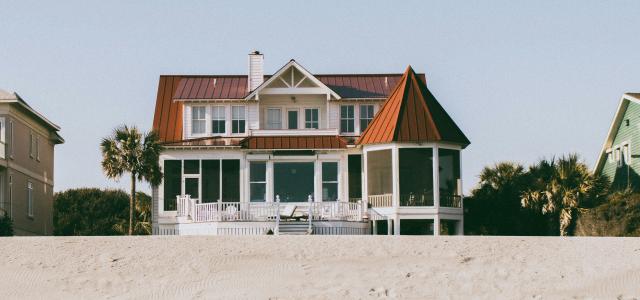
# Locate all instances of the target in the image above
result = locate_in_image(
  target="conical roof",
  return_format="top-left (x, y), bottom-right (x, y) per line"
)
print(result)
top-left (356, 66), bottom-right (470, 147)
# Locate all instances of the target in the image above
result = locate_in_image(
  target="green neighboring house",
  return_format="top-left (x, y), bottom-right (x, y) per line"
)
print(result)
top-left (595, 93), bottom-right (640, 190)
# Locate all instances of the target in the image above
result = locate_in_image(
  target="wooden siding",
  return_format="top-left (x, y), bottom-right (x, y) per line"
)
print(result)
top-left (600, 100), bottom-right (640, 187)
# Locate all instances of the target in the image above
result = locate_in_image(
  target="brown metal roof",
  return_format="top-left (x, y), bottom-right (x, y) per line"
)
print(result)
top-left (153, 72), bottom-right (427, 143)
top-left (241, 136), bottom-right (347, 150)
top-left (357, 66), bottom-right (470, 147)
top-left (170, 74), bottom-right (425, 100)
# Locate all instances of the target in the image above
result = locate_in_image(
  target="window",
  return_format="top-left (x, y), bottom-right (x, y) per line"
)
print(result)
top-left (266, 108), bottom-right (282, 129)
top-left (221, 160), bottom-right (240, 202)
top-left (0, 118), bottom-right (5, 159)
top-left (348, 155), bottom-right (362, 200)
top-left (606, 149), bottom-right (613, 163)
top-left (622, 144), bottom-right (631, 166)
top-left (322, 162), bottom-right (338, 201)
top-left (211, 106), bottom-right (226, 134)
top-left (304, 108), bottom-right (319, 129)
top-left (9, 120), bottom-right (13, 158)
top-left (232, 106), bottom-right (246, 134)
top-left (163, 160), bottom-right (182, 211)
top-left (36, 136), bottom-right (40, 161)
top-left (191, 106), bottom-right (206, 135)
top-left (202, 160), bottom-right (220, 203)
top-left (29, 132), bottom-right (36, 158)
top-left (340, 105), bottom-right (354, 133)
top-left (288, 110), bottom-right (298, 129)
top-left (250, 162), bottom-right (267, 202)
top-left (27, 181), bottom-right (33, 217)
top-left (360, 105), bottom-right (374, 132)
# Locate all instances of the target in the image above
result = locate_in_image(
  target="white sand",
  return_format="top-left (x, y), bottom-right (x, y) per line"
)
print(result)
top-left (0, 236), bottom-right (639, 299)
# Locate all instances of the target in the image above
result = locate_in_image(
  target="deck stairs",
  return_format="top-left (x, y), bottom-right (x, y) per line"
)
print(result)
top-left (278, 221), bottom-right (312, 235)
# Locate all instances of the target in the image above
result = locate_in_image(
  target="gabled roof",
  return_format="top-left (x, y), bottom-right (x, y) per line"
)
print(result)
top-left (594, 93), bottom-right (640, 174)
top-left (244, 60), bottom-right (341, 100)
top-left (357, 66), bottom-right (470, 147)
top-left (0, 89), bottom-right (64, 143)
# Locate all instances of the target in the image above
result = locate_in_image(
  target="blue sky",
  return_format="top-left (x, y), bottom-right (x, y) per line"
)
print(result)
top-left (1, 1), bottom-right (639, 193)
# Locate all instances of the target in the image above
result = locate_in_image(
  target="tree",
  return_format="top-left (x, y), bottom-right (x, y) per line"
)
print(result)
top-left (54, 188), bottom-right (129, 235)
top-left (465, 162), bottom-right (548, 235)
top-left (113, 192), bottom-right (152, 235)
top-left (101, 125), bottom-right (162, 235)
top-left (521, 154), bottom-right (609, 236)
top-left (0, 209), bottom-right (14, 236)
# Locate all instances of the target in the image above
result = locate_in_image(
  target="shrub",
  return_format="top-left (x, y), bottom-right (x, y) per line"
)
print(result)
top-left (0, 213), bottom-right (14, 236)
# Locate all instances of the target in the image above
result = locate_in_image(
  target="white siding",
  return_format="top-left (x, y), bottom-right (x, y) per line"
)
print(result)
top-left (248, 103), bottom-right (259, 130)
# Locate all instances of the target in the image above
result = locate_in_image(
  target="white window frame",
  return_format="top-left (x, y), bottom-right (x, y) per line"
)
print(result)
top-left (27, 181), bottom-right (33, 217)
top-left (190, 105), bottom-right (207, 136)
top-left (615, 146), bottom-right (622, 167)
top-left (606, 149), bottom-right (613, 163)
top-left (359, 104), bottom-right (375, 133)
top-left (304, 107), bottom-right (319, 129)
top-left (36, 135), bottom-right (40, 161)
top-left (622, 142), bottom-right (631, 166)
top-left (182, 160), bottom-right (201, 203)
top-left (29, 131), bottom-right (35, 159)
top-left (249, 161), bottom-right (267, 202)
top-left (266, 107), bottom-right (282, 130)
top-left (211, 105), bottom-right (226, 135)
top-left (340, 105), bottom-right (355, 133)
top-left (231, 105), bottom-right (246, 134)
top-left (321, 161), bottom-right (339, 202)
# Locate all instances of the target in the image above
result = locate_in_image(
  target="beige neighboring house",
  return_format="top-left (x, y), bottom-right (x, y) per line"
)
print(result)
top-left (0, 89), bottom-right (63, 235)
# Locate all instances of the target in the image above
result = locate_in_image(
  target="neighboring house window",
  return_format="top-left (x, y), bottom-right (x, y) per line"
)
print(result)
top-left (359, 105), bottom-right (374, 132)
top-left (340, 105), bottom-right (354, 133)
top-left (36, 136), bottom-right (40, 161)
top-left (304, 108), bottom-right (319, 129)
top-left (231, 106), bottom-right (246, 134)
top-left (0, 118), bottom-right (5, 159)
top-left (29, 132), bottom-right (36, 158)
top-left (191, 106), bottom-right (206, 135)
top-left (623, 144), bottom-right (630, 165)
top-left (211, 106), bottom-right (226, 134)
top-left (266, 108), bottom-right (282, 129)
top-left (9, 120), bottom-right (13, 158)
top-left (615, 147), bottom-right (621, 167)
top-left (322, 162), bottom-right (338, 201)
top-left (606, 149), bottom-right (613, 163)
top-left (249, 162), bottom-right (266, 202)
top-left (27, 181), bottom-right (33, 217)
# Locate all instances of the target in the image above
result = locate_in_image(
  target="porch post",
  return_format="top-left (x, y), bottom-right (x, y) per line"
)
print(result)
top-left (393, 215), bottom-right (400, 236)
top-left (362, 148), bottom-right (368, 208)
top-left (433, 216), bottom-right (440, 236)
top-left (391, 146), bottom-right (400, 208)
top-left (266, 160), bottom-right (274, 202)
top-left (433, 145), bottom-right (440, 209)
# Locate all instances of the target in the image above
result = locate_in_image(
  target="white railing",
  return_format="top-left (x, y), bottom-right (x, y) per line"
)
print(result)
top-left (176, 195), bottom-right (363, 223)
top-left (368, 194), bottom-right (393, 208)
top-left (250, 128), bottom-right (339, 136)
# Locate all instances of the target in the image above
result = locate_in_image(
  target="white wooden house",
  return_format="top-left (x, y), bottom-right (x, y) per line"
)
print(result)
top-left (151, 51), bottom-right (470, 235)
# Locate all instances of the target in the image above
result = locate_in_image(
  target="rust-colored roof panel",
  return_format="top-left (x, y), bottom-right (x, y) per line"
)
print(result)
top-left (153, 76), bottom-right (184, 142)
top-left (357, 66), bottom-right (470, 147)
top-left (242, 136), bottom-right (346, 150)
top-left (161, 136), bottom-right (243, 147)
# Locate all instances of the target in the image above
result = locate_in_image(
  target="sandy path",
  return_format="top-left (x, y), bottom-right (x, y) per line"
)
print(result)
top-left (0, 236), bottom-right (639, 299)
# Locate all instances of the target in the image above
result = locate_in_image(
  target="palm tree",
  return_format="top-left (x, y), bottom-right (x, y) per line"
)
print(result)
top-left (101, 125), bottom-right (163, 235)
top-left (521, 154), bottom-right (608, 236)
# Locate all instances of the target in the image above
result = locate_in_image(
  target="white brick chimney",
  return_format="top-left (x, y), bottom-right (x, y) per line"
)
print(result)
top-left (248, 50), bottom-right (264, 92)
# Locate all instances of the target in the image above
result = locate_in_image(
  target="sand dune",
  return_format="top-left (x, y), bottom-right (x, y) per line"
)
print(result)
top-left (1, 236), bottom-right (639, 299)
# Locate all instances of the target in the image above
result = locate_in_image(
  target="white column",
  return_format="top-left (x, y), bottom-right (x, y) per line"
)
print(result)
top-left (391, 146), bottom-right (400, 208)
top-left (266, 160), bottom-right (274, 201)
top-left (433, 145), bottom-right (440, 209)
top-left (362, 149), bottom-right (368, 206)
top-left (457, 218), bottom-right (464, 236)
top-left (433, 216), bottom-right (440, 236)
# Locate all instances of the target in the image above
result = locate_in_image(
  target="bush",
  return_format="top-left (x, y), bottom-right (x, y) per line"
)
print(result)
top-left (53, 188), bottom-right (151, 236)
top-left (574, 191), bottom-right (640, 236)
top-left (0, 212), bottom-right (14, 236)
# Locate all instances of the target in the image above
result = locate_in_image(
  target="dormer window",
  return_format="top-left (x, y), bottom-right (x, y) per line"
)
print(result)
top-left (211, 106), bottom-right (226, 134)
top-left (191, 106), bottom-right (206, 135)
top-left (340, 105), bottom-right (354, 133)
top-left (232, 106), bottom-right (246, 134)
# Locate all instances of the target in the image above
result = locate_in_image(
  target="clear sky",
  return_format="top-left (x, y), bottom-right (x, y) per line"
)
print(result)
top-left (1, 1), bottom-right (640, 194)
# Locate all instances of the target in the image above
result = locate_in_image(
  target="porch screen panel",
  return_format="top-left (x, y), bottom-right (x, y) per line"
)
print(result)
top-left (250, 162), bottom-right (266, 202)
top-left (348, 155), bottom-right (362, 200)
top-left (222, 160), bottom-right (240, 202)
top-left (163, 160), bottom-right (182, 211)
top-left (438, 149), bottom-right (461, 197)
top-left (202, 160), bottom-right (220, 203)
top-left (274, 162), bottom-right (314, 202)
top-left (399, 148), bottom-right (434, 206)
top-left (322, 162), bottom-right (338, 201)
top-left (367, 150), bottom-right (392, 195)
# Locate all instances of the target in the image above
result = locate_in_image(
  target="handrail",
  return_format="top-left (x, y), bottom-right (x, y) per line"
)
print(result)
top-left (367, 194), bottom-right (392, 207)
top-left (440, 195), bottom-right (463, 208)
